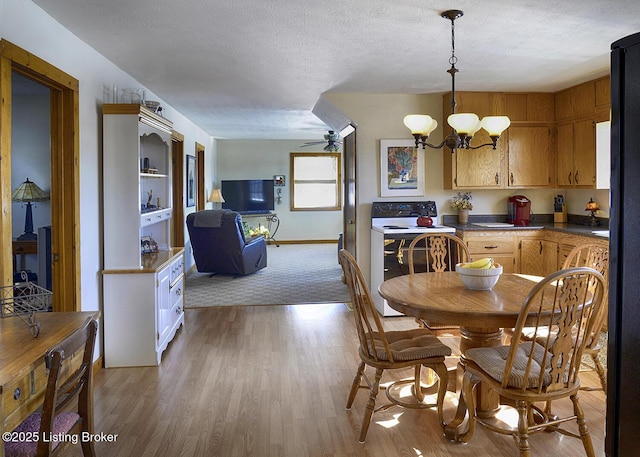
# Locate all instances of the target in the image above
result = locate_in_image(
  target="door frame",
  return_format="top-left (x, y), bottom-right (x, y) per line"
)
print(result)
top-left (0, 39), bottom-right (80, 312)
top-left (342, 127), bottom-right (357, 253)
top-left (171, 131), bottom-right (185, 247)
top-left (195, 142), bottom-right (205, 211)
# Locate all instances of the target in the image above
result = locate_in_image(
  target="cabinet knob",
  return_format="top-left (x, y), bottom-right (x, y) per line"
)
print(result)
top-left (484, 245), bottom-right (498, 249)
top-left (495, 173), bottom-right (499, 185)
top-left (510, 172), bottom-right (514, 185)
top-left (575, 170), bottom-right (579, 184)
top-left (13, 387), bottom-right (21, 400)
top-left (568, 171), bottom-right (572, 184)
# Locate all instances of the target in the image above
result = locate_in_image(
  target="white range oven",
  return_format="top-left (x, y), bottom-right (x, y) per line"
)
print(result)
top-left (370, 201), bottom-right (456, 316)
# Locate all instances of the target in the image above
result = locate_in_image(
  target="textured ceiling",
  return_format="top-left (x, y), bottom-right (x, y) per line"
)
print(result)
top-left (32, 0), bottom-right (640, 139)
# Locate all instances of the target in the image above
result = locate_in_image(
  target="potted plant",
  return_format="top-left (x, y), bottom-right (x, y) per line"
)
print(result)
top-left (451, 192), bottom-right (473, 225)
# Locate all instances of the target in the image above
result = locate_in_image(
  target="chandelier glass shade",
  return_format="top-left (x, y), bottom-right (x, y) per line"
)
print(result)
top-left (404, 10), bottom-right (510, 152)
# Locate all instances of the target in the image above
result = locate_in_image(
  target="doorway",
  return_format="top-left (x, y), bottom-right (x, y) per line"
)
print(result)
top-left (10, 72), bottom-right (52, 290)
top-left (0, 39), bottom-right (80, 312)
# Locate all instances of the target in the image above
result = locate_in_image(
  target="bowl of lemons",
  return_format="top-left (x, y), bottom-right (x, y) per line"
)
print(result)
top-left (455, 257), bottom-right (503, 290)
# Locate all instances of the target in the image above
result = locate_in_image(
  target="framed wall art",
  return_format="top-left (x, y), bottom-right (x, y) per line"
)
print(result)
top-left (186, 155), bottom-right (196, 207)
top-left (379, 139), bottom-right (424, 197)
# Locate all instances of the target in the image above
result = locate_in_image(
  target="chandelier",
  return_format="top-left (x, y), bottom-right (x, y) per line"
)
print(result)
top-left (404, 10), bottom-right (510, 152)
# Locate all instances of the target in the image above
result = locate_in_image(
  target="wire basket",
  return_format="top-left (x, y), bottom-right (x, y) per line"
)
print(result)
top-left (0, 272), bottom-right (52, 337)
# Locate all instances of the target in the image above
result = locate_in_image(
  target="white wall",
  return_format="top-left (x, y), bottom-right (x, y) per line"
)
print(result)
top-left (216, 139), bottom-right (342, 241)
top-left (2, 1), bottom-right (214, 334)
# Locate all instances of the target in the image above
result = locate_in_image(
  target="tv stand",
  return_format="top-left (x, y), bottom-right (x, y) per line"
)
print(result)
top-left (242, 212), bottom-right (280, 247)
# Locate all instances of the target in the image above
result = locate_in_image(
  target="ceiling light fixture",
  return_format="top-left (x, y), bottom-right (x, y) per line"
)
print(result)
top-left (404, 10), bottom-right (510, 152)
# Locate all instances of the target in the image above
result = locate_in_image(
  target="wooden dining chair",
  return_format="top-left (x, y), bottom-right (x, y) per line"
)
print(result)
top-left (453, 267), bottom-right (606, 457)
top-left (507, 242), bottom-right (609, 391)
top-left (407, 233), bottom-right (472, 335)
top-left (338, 249), bottom-right (451, 442)
top-left (561, 243), bottom-right (609, 391)
top-left (4, 317), bottom-right (98, 457)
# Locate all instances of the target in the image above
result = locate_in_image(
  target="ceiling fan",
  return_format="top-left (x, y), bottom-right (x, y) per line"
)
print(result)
top-left (301, 130), bottom-right (342, 152)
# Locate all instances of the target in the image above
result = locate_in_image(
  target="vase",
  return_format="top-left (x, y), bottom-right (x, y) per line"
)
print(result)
top-left (458, 209), bottom-right (469, 225)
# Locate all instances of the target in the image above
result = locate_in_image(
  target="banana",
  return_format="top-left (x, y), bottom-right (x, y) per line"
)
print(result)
top-left (462, 257), bottom-right (494, 269)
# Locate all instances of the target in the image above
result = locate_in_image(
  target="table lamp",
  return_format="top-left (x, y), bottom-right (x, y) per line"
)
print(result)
top-left (208, 188), bottom-right (225, 209)
top-left (584, 198), bottom-right (600, 226)
top-left (11, 178), bottom-right (50, 241)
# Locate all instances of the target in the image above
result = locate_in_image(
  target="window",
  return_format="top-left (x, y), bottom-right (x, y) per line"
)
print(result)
top-left (290, 152), bottom-right (341, 211)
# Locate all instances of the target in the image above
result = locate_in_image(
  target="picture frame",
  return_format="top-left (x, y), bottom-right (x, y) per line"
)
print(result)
top-left (186, 155), bottom-right (196, 207)
top-left (379, 139), bottom-right (425, 197)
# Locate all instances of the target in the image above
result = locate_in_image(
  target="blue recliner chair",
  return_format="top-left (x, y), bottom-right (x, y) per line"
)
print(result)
top-left (186, 209), bottom-right (267, 276)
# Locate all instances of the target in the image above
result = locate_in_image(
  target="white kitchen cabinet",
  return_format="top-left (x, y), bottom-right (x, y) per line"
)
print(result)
top-left (102, 104), bottom-right (184, 367)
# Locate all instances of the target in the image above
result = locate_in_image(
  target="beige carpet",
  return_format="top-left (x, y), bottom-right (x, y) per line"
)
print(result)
top-left (184, 243), bottom-right (351, 307)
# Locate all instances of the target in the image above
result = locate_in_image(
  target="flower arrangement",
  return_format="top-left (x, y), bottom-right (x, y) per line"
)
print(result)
top-left (243, 221), bottom-right (270, 238)
top-left (388, 147), bottom-right (417, 174)
top-left (451, 192), bottom-right (473, 211)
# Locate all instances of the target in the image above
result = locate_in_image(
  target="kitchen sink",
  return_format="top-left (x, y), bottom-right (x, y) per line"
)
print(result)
top-left (592, 230), bottom-right (609, 238)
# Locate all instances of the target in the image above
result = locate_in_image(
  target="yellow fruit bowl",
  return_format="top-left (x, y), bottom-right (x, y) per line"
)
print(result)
top-left (455, 262), bottom-right (503, 290)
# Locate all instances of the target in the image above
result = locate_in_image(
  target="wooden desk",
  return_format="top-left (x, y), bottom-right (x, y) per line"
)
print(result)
top-left (12, 240), bottom-right (37, 272)
top-left (0, 312), bottom-right (98, 457)
top-left (378, 272), bottom-right (545, 436)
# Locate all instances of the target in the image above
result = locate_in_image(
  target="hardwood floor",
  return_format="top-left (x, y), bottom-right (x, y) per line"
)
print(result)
top-left (67, 304), bottom-right (606, 457)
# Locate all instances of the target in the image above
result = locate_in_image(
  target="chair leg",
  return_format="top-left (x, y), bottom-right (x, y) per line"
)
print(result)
top-left (571, 393), bottom-right (596, 457)
top-left (413, 365), bottom-right (425, 402)
top-left (346, 361), bottom-right (366, 409)
top-left (81, 438), bottom-right (97, 457)
top-left (591, 353), bottom-right (607, 391)
top-left (515, 400), bottom-right (531, 457)
top-left (359, 368), bottom-right (383, 443)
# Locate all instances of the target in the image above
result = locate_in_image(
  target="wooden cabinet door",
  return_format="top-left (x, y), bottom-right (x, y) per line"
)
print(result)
top-left (557, 123), bottom-right (574, 187)
top-left (454, 133), bottom-right (503, 188)
top-left (520, 239), bottom-right (558, 276)
top-left (507, 126), bottom-right (551, 187)
top-left (573, 119), bottom-right (596, 188)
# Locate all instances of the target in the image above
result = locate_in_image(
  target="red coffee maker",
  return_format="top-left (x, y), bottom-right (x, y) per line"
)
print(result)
top-left (508, 195), bottom-right (531, 226)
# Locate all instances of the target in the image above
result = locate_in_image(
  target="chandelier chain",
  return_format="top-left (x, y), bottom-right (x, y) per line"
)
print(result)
top-left (449, 15), bottom-right (457, 67)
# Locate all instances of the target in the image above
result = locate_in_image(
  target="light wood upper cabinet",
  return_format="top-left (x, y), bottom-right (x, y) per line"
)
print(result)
top-left (507, 126), bottom-right (552, 187)
top-left (442, 78), bottom-right (609, 190)
top-left (554, 76), bottom-right (609, 188)
top-left (443, 92), bottom-right (505, 189)
top-left (556, 123), bottom-right (574, 186)
top-left (506, 93), bottom-right (554, 122)
top-left (573, 119), bottom-right (597, 187)
top-left (556, 119), bottom-right (596, 188)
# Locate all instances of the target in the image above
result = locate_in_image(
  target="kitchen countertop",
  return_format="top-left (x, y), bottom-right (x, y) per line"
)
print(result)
top-left (443, 214), bottom-right (609, 239)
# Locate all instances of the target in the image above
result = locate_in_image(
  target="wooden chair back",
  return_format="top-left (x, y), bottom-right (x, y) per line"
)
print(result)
top-left (562, 243), bottom-right (609, 348)
top-left (338, 249), bottom-right (395, 363)
top-left (39, 317), bottom-right (97, 456)
top-left (506, 267), bottom-right (606, 394)
top-left (407, 233), bottom-right (471, 274)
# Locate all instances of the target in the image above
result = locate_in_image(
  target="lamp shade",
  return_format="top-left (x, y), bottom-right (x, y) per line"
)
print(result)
top-left (404, 115), bottom-right (438, 136)
top-left (208, 188), bottom-right (225, 204)
top-left (585, 198), bottom-right (599, 212)
top-left (11, 178), bottom-right (50, 202)
top-left (481, 116), bottom-right (511, 136)
top-left (447, 113), bottom-right (480, 134)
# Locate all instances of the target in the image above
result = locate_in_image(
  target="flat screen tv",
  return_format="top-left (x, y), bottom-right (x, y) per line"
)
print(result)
top-left (221, 179), bottom-right (275, 214)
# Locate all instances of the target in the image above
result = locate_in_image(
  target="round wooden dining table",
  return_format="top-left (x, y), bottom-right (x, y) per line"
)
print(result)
top-left (378, 271), bottom-right (546, 437)
top-left (378, 271), bottom-right (544, 354)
